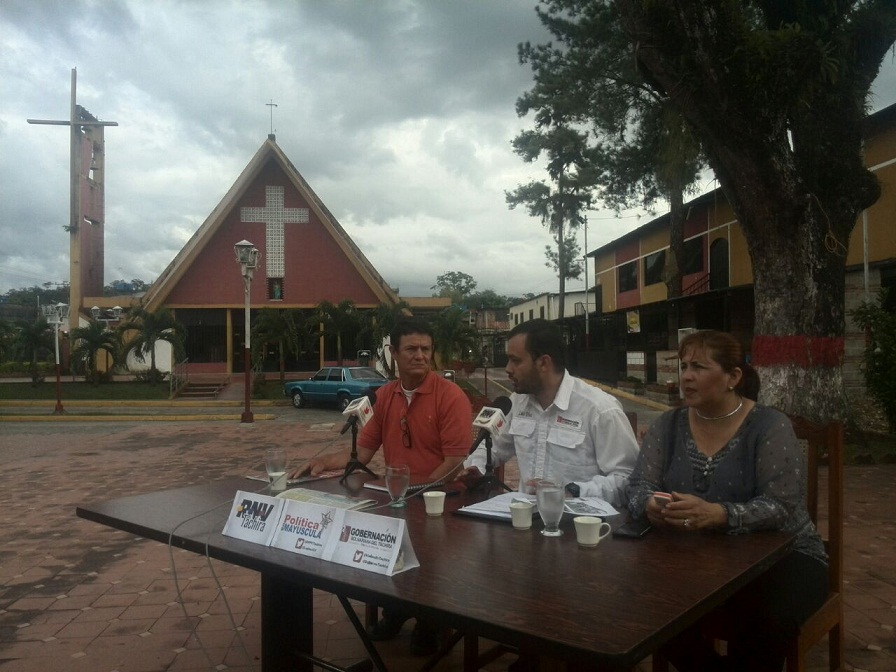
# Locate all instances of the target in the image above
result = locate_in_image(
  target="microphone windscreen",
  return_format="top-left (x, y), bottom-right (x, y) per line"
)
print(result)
top-left (493, 396), bottom-right (513, 414)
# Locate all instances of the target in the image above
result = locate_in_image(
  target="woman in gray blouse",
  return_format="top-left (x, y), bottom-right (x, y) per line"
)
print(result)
top-left (626, 330), bottom-right (827, 672)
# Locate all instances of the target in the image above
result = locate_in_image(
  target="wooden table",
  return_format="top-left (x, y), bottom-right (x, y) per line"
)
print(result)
top-left (76, 475), bottom-right (793, 671)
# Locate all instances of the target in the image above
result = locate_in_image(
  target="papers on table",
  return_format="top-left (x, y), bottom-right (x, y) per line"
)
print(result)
top-left (457, 492), bottom-right (531, 520)
top-left (222, 490), bottom-right (418, 575)
top-left (457, 491), bottom-right (618, 521)
top-left (244, 469), bottom-right (344, 488)
top-left (277, 487), bottom-right (375, 511)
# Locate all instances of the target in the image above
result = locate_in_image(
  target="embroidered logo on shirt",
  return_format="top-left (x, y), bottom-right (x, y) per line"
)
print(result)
top-left (554, 415), bottom-right (582, 430)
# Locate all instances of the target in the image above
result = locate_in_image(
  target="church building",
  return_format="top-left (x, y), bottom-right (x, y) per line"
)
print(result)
top-left (132, 135), bottom-right (409, 375)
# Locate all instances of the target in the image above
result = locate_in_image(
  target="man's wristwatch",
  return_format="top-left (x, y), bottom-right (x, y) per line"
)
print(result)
top-left (565, 482), bottom-right (580, 498)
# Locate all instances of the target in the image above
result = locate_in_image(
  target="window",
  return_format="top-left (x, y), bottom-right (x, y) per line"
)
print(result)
top-left (683, 237), bottom-right (704, 275)
top-left (618, 261), bottom-right (638, 293)
top-left (643, 250), bottom-right (666, 286)
top-left (539, 306), bottom-right (545, 319)
top-left (268, 278), bottom-right (283, 300)
top-left (529, 309), bottom-right (534, 320)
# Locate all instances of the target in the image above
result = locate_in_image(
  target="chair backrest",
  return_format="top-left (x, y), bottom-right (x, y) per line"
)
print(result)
top-left (788, 416), bottom-right (844, 596)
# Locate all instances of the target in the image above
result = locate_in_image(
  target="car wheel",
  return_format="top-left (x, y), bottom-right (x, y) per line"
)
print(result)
top-left (337, 395), bottom-right (351, 412)
top-left (291, 390), bottom-right (306, 409)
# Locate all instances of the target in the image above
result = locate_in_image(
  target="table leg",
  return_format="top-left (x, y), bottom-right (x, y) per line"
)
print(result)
top-left (262, 573), bottom-right (312, 672)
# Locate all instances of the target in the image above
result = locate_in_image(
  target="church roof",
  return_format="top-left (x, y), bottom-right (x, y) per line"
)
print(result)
top-left (142, 136), bottom-right (400, 311)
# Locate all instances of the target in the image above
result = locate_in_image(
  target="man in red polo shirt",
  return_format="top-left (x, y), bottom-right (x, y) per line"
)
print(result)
top-left (295, 318), bottom-right (471, 655)
top-left (297, 318), bottom-right (470, 482)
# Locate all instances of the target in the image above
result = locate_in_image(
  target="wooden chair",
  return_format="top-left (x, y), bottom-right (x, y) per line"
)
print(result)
top-left (652, 416), bottom-right (844, 672)
top-left (785, 416), bottom-right (844, 672)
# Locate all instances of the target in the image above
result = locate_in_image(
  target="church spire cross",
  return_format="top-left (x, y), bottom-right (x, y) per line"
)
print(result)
top-left (266, 99), bottom-right (278, 135)
top-left (241, 186), bottom-right (308, 277)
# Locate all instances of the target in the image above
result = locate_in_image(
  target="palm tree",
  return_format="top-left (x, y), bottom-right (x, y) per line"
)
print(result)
top-left (430, 306), bottom-right (477, 369)
top-left (309, 300), bottom-right (360, 366)
top-left (70, 321), bottom-right (120, 385)
top-left (14, 317), bottom-right (52, 384)
top-left (117, 307), bottom-right (186, 384)
top-left (252, 308), bottom-right (313, 383)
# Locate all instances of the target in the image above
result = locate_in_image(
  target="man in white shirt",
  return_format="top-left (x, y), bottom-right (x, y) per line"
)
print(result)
top-left (461, 319), bottom-right (639, 506)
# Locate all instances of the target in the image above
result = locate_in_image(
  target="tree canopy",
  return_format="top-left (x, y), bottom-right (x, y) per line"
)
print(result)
top-left (525, 0), bottom-right (896, 418)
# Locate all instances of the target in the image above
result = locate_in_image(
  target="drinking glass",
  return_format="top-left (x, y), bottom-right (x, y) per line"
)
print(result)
top-left (536, 480), bottom-right (565, 537)
top-left (385, 464), bottom-right (410, 508)
top-left (265, 448), bottom-right (288, 494)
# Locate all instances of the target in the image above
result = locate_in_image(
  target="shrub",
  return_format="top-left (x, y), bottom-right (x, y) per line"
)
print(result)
top-left (851, 290), bottom-right (896, 433)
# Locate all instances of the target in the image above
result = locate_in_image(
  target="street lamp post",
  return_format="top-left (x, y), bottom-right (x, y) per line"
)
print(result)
top-left (234, 240), bottom-right (260, 424)
top-left (42, 302), bottom-right (70, 414)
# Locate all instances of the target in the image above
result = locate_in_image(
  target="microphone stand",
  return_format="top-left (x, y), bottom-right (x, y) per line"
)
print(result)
top-left (470, 434), bottom-right (511, 495)
top-left (340, 416), bottom-right (376, 483)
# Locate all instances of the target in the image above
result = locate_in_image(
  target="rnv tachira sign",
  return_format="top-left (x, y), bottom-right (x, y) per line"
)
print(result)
top-left (222, 491), bottom-right (419, 575)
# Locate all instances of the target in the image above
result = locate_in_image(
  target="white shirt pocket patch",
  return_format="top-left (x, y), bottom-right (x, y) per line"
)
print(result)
top-left (509, 416), bottom-right (536, 437)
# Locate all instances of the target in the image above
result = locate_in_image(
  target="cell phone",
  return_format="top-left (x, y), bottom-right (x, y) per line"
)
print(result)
top-left (653, 491), bottom-right (672, 507)
top-left (612, 519), bottom-right (652, 539)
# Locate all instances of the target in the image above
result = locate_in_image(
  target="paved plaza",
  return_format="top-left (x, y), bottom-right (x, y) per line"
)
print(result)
top-left (0, 393), bottom-right (894, 671)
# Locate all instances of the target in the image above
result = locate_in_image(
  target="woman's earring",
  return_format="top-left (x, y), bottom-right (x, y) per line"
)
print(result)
top-left (727, 386), bottom-right (734, 391)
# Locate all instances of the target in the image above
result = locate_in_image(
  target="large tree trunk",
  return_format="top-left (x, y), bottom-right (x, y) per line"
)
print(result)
top-left (742, 198), bottom-right (848, 419)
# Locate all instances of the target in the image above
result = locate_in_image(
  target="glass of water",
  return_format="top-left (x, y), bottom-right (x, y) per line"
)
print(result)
top-left (536, 480), bottom-right (565, 537)
top-left (385, 464), bottom-right (410, 508)
top-left (265, 448), bottom-right (288, 494)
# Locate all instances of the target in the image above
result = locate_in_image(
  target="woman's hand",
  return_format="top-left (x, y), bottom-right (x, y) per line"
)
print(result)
top-left (651, 492), bottom-right (727, 531)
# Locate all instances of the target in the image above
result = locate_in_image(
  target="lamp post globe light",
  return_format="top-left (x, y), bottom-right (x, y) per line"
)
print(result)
top-left (91, 305), bottom-right (122, 323)
top-left (41, 302), bottom-right (70, 415)
top-left (234, 240), bottom-right (260, 424)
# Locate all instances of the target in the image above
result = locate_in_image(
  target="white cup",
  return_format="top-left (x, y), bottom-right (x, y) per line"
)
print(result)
top-left (573, 516), bottom-right (611, 548)
top-left (423, 491), bottom-right (446, 516)
top-left (509, 501), bottom-right (535, 530)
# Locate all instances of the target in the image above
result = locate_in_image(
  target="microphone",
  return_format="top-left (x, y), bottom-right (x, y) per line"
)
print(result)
top-left (340, 392), bottom-right (376, 435)
top-left (469, 396), bottom-right (513, 454)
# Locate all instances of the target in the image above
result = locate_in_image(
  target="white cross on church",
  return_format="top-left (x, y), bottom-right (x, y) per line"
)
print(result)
top-left (240, 186), bottom-right (309, 277)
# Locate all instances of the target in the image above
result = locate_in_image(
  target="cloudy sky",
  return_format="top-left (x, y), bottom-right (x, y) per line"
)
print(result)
top-left (1, 2), bottom-right (894, 300)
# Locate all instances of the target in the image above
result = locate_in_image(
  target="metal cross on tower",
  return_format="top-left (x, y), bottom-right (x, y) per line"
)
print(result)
top-left (266, 99), bottom-right (278, 135)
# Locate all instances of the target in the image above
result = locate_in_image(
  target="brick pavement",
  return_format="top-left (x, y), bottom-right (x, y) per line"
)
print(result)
top-left (0, 401), bottom-right (894, 671)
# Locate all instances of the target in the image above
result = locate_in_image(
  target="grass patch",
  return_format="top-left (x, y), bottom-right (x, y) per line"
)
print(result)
top-left (0, 381), bottom-right (172, 401)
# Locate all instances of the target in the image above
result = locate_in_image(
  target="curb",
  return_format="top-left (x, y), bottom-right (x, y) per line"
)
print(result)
top-left (0, 413), bottom-right (280, 423)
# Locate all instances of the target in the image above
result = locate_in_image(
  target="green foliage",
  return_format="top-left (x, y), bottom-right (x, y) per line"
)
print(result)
top-left (430, 306), bottom-right (478, 365)
top-left (133, 369), bottom-right (168, 384)
top-left (70, 321), bottom-right (121, 385)
top-left (253, 308), bottom-right (314, 382)
top-left (851, 291), bottom-right (896, 433)
top-left (545, 236), bottom-right (583, 281)
top-left (13, 317), bottom-right (54, 383)
top-left (0, 283), bottom-right (69, 309)
top-left (103, 278), bottom-right (150, 296)
top-left (466, 290), bottom-right (512, 311)
top-left (118, 306), bottom-right (186, 381)
top-left (309, 300), bottom-right (360, 365)
top-left (431, 271), bottom-right (478, 305)
top-left (0, 381), bottom-right (171, 401)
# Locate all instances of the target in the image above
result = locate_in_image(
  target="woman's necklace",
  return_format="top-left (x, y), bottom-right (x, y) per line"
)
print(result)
top-left (695, 396), bottom-right (743, 421)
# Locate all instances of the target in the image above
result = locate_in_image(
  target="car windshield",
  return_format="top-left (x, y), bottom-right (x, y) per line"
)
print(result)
top-left (350, 367), bottom-right (386, 381)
